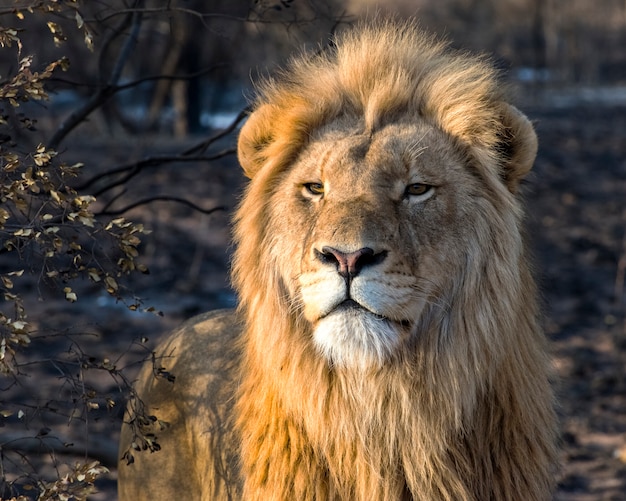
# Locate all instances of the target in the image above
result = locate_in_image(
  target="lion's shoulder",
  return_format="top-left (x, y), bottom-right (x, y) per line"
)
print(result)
top-left (170, 309), bottom-right (241, 348)
top-left (144, 308), bottom-right (242, 396)
top-left (118, 308), bottom-right (243, 500)
top-left (174, 308), bottom-right (241, 341)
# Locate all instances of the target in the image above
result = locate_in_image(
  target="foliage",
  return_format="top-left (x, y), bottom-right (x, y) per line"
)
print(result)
top-left (27, 461), bottom-right (108, 501)
top-left (0, 5), bottom-right (152, 362)
top-left (0, 2), bottom-right (147, 498)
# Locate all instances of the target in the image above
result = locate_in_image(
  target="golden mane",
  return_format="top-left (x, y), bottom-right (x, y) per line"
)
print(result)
top-left (230, 19), bottom-right (555, 501)
top-left (237, 19), bottom-right (531, 183)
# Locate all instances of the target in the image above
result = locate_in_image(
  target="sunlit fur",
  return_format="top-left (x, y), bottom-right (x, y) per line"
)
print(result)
top-left (233, 19), bottom-right (557, 500)
top-left (118, 19), bottom-right (558, 501)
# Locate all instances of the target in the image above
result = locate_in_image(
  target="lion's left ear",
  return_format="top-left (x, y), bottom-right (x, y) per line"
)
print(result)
top-left (497, 104), bottom-right (538, 193)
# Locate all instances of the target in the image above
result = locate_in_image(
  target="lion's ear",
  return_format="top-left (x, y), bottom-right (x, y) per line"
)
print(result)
top-left (498, 104), bottom-right (538, 193)
top-left (237, 104), bottom-right (277, 179)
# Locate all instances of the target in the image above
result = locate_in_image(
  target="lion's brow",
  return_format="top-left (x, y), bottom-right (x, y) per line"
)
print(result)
top-left (406, 134), bottom-right (429, 161)
top-left (317, 142), bottom-right (335, 179)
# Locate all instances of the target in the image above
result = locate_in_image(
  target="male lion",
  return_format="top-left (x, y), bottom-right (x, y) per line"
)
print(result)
top-left (118, 20), bottom-right (558, 501)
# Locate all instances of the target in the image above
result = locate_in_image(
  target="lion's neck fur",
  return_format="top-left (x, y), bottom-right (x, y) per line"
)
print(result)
top-left (237, 313), bottom-right (465, 499)
top-left (233, 251), bottom-right (553, 501)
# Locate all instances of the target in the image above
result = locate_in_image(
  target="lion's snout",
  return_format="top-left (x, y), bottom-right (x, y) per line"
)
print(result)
top-left (315, 246), bottom-right (387, 279)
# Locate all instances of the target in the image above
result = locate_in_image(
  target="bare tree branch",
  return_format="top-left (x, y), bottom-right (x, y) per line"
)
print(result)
top-left (0, 2), bottom-right (49, 16)
top-left (119, 64), bottom-right (230, 91)
top-left (108, 3), bottom-right (144, 86)
top-left (47, 3), bottom-right (145, 150)
top-left (90, 7), bottom-right (255, 26)
top-left (183, 106), bottom-right (250, 156)
top-left (76, 150), bottom-right (235, 197)
top-left (73, 107), bottom-right (247, 198)
top-left (49, 63), bottom-right (228, 90)
top-left (96, 196), bottom-right (226, 217)
top-left (0, 433), bottom-right (118, 468)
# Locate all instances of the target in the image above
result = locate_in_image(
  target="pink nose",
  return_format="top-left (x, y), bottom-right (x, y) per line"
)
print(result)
top-left (316, 246), bottom-right (387, 278)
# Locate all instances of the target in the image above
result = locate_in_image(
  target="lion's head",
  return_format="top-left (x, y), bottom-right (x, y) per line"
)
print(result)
top-left (233, 20), bottom-right (538, 372)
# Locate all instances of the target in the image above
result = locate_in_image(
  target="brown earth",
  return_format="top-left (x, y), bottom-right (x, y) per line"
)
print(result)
top-left (1, 99), bottom-right (625, 500)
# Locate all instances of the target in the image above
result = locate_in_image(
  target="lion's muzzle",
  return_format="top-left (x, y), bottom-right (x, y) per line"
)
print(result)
top-left (315, 246), bottom-right (388, 281)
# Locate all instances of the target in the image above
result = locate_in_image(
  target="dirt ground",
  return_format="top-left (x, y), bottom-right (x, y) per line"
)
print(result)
top-left (1, 97), bottom-right (625, 500)
top-left (526, 101), bottom-right (626, 500)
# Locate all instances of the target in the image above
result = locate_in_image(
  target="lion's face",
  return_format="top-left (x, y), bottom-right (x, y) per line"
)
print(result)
top-left (264, 118), bottom-right (493, 369)
top-left (234, 20), bottom-right (537, 373)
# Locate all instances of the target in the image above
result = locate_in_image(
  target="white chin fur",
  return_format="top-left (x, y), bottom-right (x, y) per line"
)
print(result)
top-left (313, 309), bottom-right (401, 369)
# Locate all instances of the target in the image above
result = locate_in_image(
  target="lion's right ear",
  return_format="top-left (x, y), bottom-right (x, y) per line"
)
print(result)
top-left (237, 104), bottom-right (277, 179)
top-left (498, 104), bottom-right (538, 193)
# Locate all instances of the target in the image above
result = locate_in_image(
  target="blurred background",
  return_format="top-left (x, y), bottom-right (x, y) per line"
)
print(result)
top-left (0, 1), bottom-right (625, 500)
top-left (6, 0), bottom-right (626, 135)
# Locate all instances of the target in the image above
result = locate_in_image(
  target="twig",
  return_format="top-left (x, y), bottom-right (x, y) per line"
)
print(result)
top-left (47, 86), bottom-right (116, 151)
top-left (96, 196), bottom-right (226, 217)
top-left (99, 187), bottom-right (127, 213)
top-left (0, 433), bottom-right (119, 467)
top-left (48, 64), bottom-right (228, 91)
top-left (183, 106), bottom-right (250, 156)
top-left (96, 1), bottom-right (137, 83)
top-left (91, 7), bottom-right (274, 26)
top-left (75, 149), bottom-right (235, 196)
top-left (0, 2), bottom-right (49, 16)
top-left (109, 7), bottom-right (143, 86)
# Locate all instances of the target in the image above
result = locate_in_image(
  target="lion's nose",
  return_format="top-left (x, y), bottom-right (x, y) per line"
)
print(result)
top-left (316, 246), bottom-right (387, 278)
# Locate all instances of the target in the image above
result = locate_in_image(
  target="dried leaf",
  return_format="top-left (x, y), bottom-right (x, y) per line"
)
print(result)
top-left (64, 287), bottom-right (77, 302)
top-left (104, 276), bottom-right (118, 293)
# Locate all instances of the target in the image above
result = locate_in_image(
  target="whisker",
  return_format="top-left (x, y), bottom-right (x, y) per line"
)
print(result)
top-left (409, 278), bottom-right (452, 313)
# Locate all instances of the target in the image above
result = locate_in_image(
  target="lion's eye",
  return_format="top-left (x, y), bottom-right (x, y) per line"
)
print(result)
top-left (405, 183), bottom-right (433, 198)
top-left (303, 182), bottom-right (325, 196)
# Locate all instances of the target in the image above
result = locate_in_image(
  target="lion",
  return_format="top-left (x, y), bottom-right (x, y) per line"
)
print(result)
top-left (118, 19), bottom-right (558, 501)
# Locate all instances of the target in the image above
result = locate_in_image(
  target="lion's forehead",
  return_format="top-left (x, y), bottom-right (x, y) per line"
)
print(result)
top-left (296, 120), bottom-right (461, 187)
